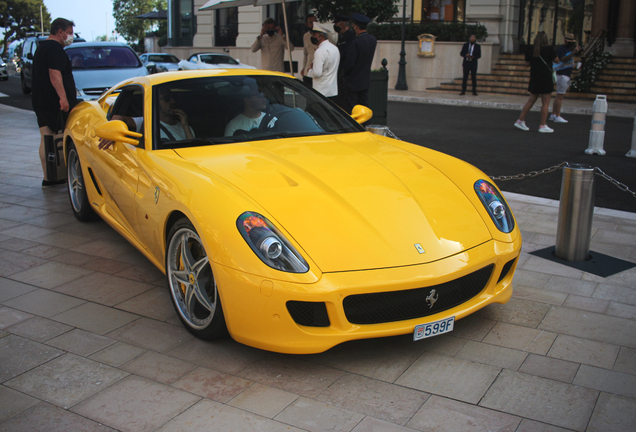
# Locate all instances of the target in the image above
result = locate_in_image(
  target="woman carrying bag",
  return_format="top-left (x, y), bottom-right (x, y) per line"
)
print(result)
top-left (514, 32), bottom-right (559, 133)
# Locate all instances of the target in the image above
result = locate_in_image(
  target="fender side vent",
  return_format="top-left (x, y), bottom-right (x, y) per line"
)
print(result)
top-left (87, 168), bottom-right (102, 196)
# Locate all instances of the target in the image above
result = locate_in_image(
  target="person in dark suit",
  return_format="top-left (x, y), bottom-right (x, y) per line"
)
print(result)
top-left (334, 15), bottom-right (355, 112)
top-left (460, 34), bottom-right (481, 96)
top-left (342, 13), bottom-right (377, 111)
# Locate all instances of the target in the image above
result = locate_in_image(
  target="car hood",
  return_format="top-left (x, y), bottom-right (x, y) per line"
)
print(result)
top-left (174, 133), bottom-right (492, 272)
top-left (73, 67), bottom-right (148, 93)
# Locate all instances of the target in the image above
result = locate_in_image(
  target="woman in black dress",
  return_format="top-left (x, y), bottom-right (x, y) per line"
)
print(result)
top-left (514, 32), bottom-right (559, 133)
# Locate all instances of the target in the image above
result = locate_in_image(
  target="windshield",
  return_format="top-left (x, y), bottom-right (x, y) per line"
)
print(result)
top-left (67, 46), bottom-right (142, 69)
top-left (152, 75), bottom-right (364, 149)
top-left (199, 54), bottom-right (239, 65)
top-left (149, 54), bottom-right (179, 63)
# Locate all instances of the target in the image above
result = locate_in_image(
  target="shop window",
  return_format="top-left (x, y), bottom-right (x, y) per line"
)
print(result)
top-left (215, 7), bottom-right (238, 46)
top-left (265, 0), bottom-right (307, 49)
top-left (422, 0), bottom-right (465, 22)
top-left (169, 0), bottom-right (196, 46)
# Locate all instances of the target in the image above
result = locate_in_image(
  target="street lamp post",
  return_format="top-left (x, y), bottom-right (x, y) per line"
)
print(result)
top-left (395, 0), bottom-right (408, 90)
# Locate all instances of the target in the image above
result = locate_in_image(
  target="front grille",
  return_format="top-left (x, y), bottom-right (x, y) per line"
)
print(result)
top-left (343, 265), bottom-right (494, 324)
top-left (287, 301), bottom-right (330, 327)
top-left (83, 87), bottom-right (108, 96)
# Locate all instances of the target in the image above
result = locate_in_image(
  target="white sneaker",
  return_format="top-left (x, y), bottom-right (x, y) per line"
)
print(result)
top-left (549, 114), bottom-right (556, 121)
top-left (514, 120), bottom-right (529, 131)
top-left (538, 125), bottom-right (554, 133)
top-left (553, 116), bottom-right (568, 123)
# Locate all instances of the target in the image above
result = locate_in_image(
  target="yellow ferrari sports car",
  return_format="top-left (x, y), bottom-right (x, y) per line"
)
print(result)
top-left (63, 69), bottom-right (521, 354)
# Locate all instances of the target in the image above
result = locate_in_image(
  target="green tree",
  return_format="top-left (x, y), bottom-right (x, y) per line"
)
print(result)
top-left (308, 0), bottom-right (398, 23)
top-left (112, 0), bottom-right (165, 49)
top-left (0, 0), bottom-right (50, 56)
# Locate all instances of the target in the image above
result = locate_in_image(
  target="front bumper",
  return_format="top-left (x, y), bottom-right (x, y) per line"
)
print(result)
top-left (214, 236), bottom-right (521, 354)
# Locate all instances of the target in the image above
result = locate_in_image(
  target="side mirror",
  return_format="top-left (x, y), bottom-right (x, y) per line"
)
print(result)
top-left (350, 105), bottom-right (373, 124)
top-left (191, 58), bottom-right (199, 63)
top-left (26, 53), bottom-right (33, 60)
top-left (145, 61), bottom-right (157, 73)
top-left (236, 58), bottom-right (241, 63)
top-left (95, 120), bottom-right (142, 145)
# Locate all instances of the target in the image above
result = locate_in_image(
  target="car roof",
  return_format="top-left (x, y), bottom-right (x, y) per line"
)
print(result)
top-left (193, 52), bottom-right (233, 57)
top-left (65, 41), bottom-right (132, 49)
top-left (99, 69), bottom-right (292, 96)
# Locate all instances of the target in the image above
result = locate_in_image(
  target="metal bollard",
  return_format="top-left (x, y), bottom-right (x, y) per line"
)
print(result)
top-left (555, 164), bottom-right (595, 262)
top-left (585, 95), bottom-right (607, 155)
top-left (627, 110), bottom-right (636, 158)
top-left (366, 125), bottom-right (389, 136)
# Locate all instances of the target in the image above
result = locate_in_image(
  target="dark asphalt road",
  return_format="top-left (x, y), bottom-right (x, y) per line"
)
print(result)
top-left (1, 75), bottom-right (634, 212)
top-left (387, 101), bottom-right (636, 213)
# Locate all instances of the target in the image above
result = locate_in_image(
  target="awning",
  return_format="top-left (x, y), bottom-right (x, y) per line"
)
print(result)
top-left (135, 10), bottom-right (168, 19)
top-left (199, 0), bottom-right (253, 11)
top-left (199, 0), bottom-right (299, 11)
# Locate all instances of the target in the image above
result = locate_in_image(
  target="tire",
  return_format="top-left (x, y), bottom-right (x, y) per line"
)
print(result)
top-left (67, 142), bottom-right (97, 221)
top-left (166, 218), bottom-right (227, 340)
top-left (21, 72), bottom-right (31, 94)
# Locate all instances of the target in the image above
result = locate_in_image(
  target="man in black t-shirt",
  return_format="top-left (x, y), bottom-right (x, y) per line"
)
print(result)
top-left (32, 17), bottom-right (77, 187)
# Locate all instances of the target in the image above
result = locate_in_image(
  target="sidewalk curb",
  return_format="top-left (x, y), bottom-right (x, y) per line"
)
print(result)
top-left (388, 95), bottom-right (636, 118)
top-left (503, 191), bottom-right (636, 219)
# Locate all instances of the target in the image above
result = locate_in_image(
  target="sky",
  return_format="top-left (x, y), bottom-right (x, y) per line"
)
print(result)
top-left (43, 0), bottom-right (123, 42)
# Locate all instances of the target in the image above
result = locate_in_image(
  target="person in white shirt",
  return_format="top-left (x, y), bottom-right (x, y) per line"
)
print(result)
top-left (225, 78), bottom-right (267, 137)
top-left (306, 22), bottom-right (340, 101)
top-left (99, 88), bottom-right (194, 149)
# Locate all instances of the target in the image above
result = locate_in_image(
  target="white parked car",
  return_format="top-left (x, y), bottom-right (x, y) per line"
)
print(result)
top-left (140, 53), bottom-right (180, 73)
top-left (178, 52), bottom-right (255, 70)
top-left (0, 59), bottom-right (8, 81)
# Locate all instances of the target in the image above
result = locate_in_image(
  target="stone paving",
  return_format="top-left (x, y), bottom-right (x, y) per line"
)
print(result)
top-left (1, 103), bottom-right (636, 431)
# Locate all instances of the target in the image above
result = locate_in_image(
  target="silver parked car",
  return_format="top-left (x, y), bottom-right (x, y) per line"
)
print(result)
top-left (140, 53), bottom-right (180, 73)
top-left (65, 42), bottom-right (151, 101)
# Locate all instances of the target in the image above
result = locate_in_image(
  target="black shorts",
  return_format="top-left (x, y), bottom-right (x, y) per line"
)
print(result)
top-left (36, 109), bottom-right (67, 131)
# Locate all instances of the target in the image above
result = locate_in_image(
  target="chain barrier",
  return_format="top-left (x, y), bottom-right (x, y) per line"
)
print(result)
top-left (489, 161), bottom-right (636, 200)
top-left (593, 167), bottom-right (636, 199)
top-left (489, 162), bottom-right (570, 181)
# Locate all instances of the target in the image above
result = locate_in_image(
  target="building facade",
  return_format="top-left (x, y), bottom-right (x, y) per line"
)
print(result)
top-left (164, 0), bottom-right (634, 59)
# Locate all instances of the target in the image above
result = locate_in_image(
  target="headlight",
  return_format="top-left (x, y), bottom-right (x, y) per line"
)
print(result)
top-left (474, 180), bottom-right (515, 233)
top-left (237, 212), bottom-right (309, 273)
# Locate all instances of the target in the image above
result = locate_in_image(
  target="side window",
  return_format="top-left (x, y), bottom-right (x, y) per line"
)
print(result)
top-left (107, 85), bottom-right (145, 147)
top-left (23, 41), bottom-right (32, 58)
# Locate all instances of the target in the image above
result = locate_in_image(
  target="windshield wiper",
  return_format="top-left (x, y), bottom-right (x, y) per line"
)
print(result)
top-left (162, 137), bottom-right (233, 149)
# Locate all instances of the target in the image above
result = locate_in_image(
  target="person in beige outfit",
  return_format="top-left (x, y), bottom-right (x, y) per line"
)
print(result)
top-left (251, 18), bottom-right (294, 72)
top-left (301, 14), bottom-right (317, 87)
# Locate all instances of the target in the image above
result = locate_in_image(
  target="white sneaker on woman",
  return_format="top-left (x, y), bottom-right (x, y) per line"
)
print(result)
top-left (514, 120), bottom-right (529, 131)
top-left (538, 125), bottom-right (554, 133)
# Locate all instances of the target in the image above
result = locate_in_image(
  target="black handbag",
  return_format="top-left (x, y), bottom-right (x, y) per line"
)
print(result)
top-left (44, 113), bottom-right (67, 182)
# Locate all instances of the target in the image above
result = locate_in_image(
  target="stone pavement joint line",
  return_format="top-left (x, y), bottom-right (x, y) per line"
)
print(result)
top-left (1, 103), bottom-right (635, 431)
